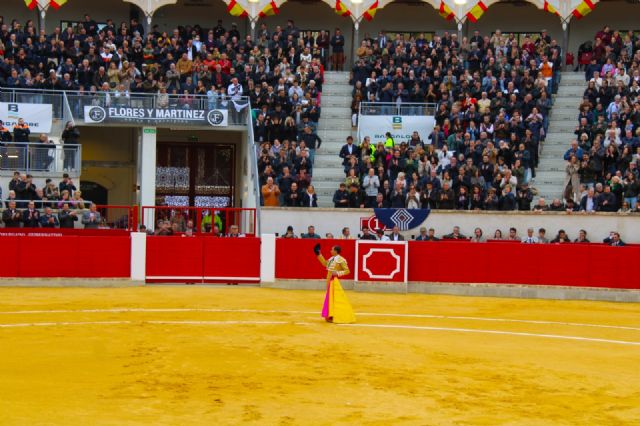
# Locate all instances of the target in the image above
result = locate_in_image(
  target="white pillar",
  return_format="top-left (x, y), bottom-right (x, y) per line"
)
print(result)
top-left (260, 233), bottom-right (276, 283)
top-left (130, 232), bottom-right (147, 281)
top-left (139, 127), bottom-right (157, 227)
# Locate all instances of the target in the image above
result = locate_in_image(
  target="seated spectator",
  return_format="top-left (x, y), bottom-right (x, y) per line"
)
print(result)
top-left (507, 227), bottom-right (520, 241)
top-left (301, 185), bottom-right (318, 208)
top-left (607, 232), bottom-right (626, 246)
top-left (470, 228), bottom-right (486, 243)
top-left (493, 229), bottom-right (503, 240)
top-left (575, 229), bottom-right (590, 243)
top-left (522, 228), bottom-right (539, 244)
top-left (443, 226), bottom-right (467, 240)
top-left (333, 183), bottom-right (349, 208)
top-left (550, 229), bottom-right (571, 243)
top-left (227, 225), bottom-right (244, 238)
top-left (301, 225), bottom-right (321, 239)
top-left (360, 227), bottom-right (377, 240)
top-left (339, 227), bottom-right (353, 240)
top-left (415, 227), bottom-right (439, 241)
top-left (281, 226), bottom-right (298, 238)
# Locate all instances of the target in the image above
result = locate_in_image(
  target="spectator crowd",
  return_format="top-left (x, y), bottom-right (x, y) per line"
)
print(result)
top-left (566, 26), bottom-right (640, 212)
top-left (0, 171), bottom-right (108, 229)
top-left (281, 224), bottom-right (628, 246)
top-left (337, 28), bottom-right (562, 210)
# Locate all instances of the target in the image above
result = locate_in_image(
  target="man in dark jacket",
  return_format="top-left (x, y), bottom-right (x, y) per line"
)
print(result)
top-left (2, 201), bottom-right (22, 227)
top-left (347, 184), bottom-right (365, 208)
top-left (339, 136), bottom-right (360, 166)
top-left (22, 201), bottom-right (40, 227)
top-left (596, 185), bottom-right (617, 212)
top-left (58, 203), bottom-right (78, 228)
top-left (333, 183), bottom-right (349, 208)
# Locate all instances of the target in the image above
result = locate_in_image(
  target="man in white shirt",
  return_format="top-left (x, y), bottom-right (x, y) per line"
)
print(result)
top-left (521, 228), bottom-right (539, 244)
top-left (376, 229), bottom-right (390, 241)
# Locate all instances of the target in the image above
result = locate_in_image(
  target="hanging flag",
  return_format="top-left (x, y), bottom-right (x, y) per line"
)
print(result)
top-left (543, 0), bottom-right (559, 16)
top-left (227, 0), bottom-right (248, 17)
top-left (335, 0), bottom-right (351, 17)
top-left (50, 0), bottom-right (68, 9)
top-left (259, 0), bottom-right (280, 17)
top-left (362, 0), bottom-right (379, 21)
top-left (24, 0), bottom-right (37, 9)
top-left (466, 1), bottom-right (488, 23)
top-left (438, 1), bottom-right (455, 21)
top-left (572, 0), bottom-right (595, 19)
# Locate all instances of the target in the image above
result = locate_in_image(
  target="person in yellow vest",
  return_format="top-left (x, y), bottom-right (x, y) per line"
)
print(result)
top-left (384, 132), bottom-right (395, 150)
top-left (314, 243), bottom-right (355, 324)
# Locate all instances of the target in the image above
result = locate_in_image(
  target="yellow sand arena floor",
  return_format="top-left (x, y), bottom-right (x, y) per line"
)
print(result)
top-left (1, 286), bottom-right (639, 425)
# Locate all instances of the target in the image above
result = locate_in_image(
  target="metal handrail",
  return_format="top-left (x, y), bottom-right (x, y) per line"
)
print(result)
top-left (358, 101), bottom-right (438, 116)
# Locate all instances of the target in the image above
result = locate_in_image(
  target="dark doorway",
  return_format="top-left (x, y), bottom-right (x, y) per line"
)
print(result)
top-left (156, 143), bottom-right (235, 207)
top-left (80, 181), bottom-right (108, 206)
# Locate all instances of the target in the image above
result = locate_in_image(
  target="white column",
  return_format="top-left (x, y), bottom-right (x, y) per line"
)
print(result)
top-left (260, 233), bottom-right (276, 283)
top-left (139, 127), bottom-right (157, 227)
top-left (130, 232), bottom-right (147, 281)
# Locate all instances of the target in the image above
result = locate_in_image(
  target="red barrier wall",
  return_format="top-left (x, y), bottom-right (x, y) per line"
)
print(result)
top-left (408, 241), bottom-right (640, 289)
top-left (0, 236), bottom-right (130, 278)
top-left (145, 236), bottom-right (261, 283)
top-left (275, 239), bottom-right (356, 280)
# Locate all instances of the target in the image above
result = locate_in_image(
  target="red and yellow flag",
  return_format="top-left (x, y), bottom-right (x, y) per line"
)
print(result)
top-left (50, 0), bottom-right (67, 9)
top-left (543, 0), bottom-right (559, 16)
top-left (362, 0), bottom-right (379, 21)
top-left (24, 0), bottom-right (67, 9)
top-left (439, 1), bottom-right (455, 21)
top-left (259, 0), bottom-right (280, 17)
top-left (572, 0), bottom-right (595, 19)
top-left (227, 0), bottom-right (248, 17)
top-left (335, 0), bottom-right (351, 17)
top-left (466, 0), bottom-right (488, 22)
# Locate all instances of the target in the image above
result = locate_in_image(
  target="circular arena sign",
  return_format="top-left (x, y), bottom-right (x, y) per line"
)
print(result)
top-left (207, 110), bottom-right (225, 126)
top-left (87, 106), bottom-right (106, 123)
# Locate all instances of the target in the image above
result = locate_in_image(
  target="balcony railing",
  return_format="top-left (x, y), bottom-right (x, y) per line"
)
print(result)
top-left (358, 102), bottom-right (438, 116)
top-left (0, 87), bottom-right (250, 128)
top-left (0, 142), bottom-right (81, 174)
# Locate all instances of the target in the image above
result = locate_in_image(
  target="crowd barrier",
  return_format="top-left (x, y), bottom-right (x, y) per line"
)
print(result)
top-left (0, 235), bottom-right (131, 278)
top-left (145, 236), bottom-right (261, 283)
top-left (0, 230), bottom-right (638, 290)
top-left (273, 238), bottom-right (640, 290)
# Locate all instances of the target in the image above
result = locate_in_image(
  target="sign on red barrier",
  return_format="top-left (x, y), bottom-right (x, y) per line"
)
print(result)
top-left (355, 241), bottom-right (408, 283)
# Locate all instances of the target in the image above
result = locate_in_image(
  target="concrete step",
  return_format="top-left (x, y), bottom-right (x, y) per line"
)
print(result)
top-left (318, 119), bottom-right (353, 130)
top-left (317, 129), bottom-right (352, 141)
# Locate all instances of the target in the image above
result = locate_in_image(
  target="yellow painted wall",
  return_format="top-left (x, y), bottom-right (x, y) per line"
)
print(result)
top-left (79, 126), bottom-right (137, 206)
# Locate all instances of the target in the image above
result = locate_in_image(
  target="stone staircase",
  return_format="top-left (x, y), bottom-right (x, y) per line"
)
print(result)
top-left (534, 72), bottom-right (585, 201)
top-left (313, 71), bottom-right (355, 207)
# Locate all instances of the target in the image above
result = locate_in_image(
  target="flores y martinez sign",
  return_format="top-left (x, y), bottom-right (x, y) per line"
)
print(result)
top-left (83, 106), bottom-right (228, 127)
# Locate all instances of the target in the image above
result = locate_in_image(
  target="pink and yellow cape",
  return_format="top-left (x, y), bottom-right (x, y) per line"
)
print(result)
top-left (317, 254), bottom-right (355, 324)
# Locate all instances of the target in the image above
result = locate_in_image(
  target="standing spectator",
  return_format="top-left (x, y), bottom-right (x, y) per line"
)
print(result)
top-left (82, 203), bottom-right (102, 229)
top-left (59, 173), bottom-right (76, 197)
top-left (330, 28), bottom-right (345, 71)
top-left (2, 201), bottom-right (22, 227)
top-left (301, 185), bottom-right (318, 208)
top-left (61, 121), bottom-right (80, 172)
top-left (333, 183), bottom-right (349, 208)
top-left (22, 201), bottom-right (40, 227)
top-left (261, 176), bottom-right (281, 207)
top-left (13, 118), bottom-right (30, 142)
top-left (362, 168), bottom-right (380, 207)
top-left (39, 207), bottom-right (59, 228)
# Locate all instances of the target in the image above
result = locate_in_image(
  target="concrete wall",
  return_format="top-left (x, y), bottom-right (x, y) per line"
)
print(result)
top-left (261, 207), bottom-right (640, 243)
